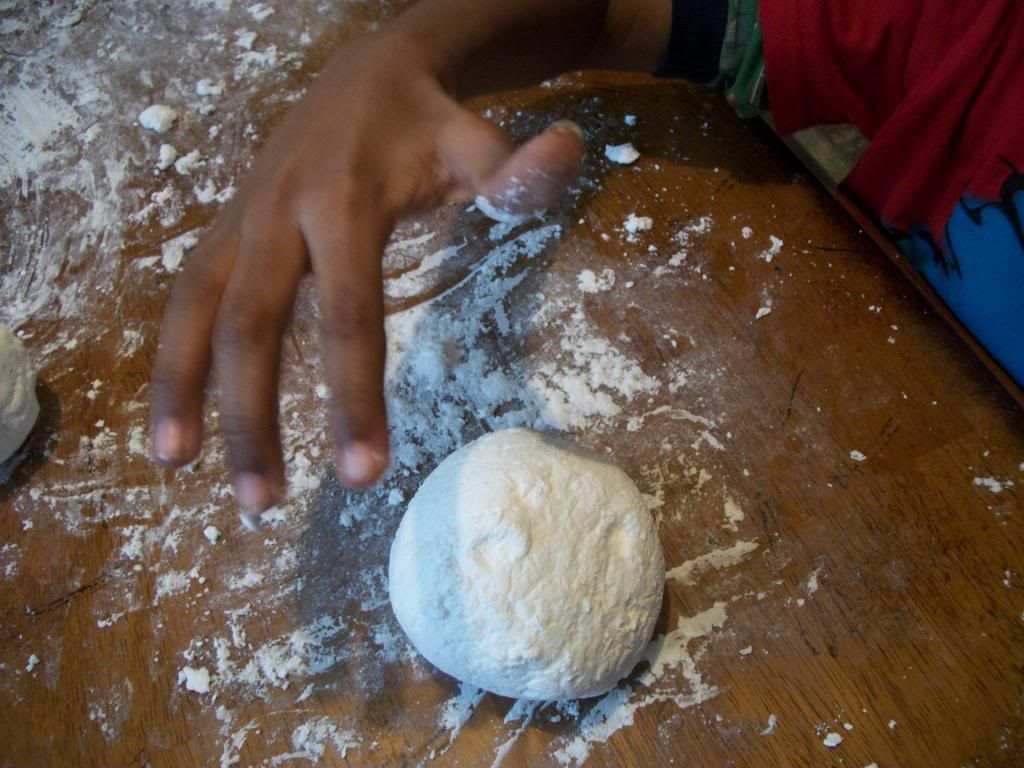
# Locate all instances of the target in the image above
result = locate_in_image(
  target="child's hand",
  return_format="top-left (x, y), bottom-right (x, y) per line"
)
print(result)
top-left (149, 29), bottom-right (584, 511)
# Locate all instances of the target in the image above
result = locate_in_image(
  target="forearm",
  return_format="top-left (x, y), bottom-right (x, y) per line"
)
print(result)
top-left (391, 0), bottom-right (672, 97)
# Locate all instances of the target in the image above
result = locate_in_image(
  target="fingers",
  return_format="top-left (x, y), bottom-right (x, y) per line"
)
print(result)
top-left (440, 112), bottom-right (585, 221)
top-left (212, 218), bottom-right (308, 511)
top-left (439, 111), bottom-right (516, 198)
top-left (151, 212), bottom-right (239, 467)
top-left (301, 196), bottom-right (392, 489)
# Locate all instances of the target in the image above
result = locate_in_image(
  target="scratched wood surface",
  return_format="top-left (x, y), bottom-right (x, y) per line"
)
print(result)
top-left (1, 3), bottom-right (1023, 768)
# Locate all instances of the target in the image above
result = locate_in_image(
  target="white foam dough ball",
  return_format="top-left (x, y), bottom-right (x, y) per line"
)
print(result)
top-left (389, 429), bottom-right (664, 700)
top-left (0, 328), bottom-right (40, 464)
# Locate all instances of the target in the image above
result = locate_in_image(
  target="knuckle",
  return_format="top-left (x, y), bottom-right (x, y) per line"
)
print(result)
top-left (240, 199), bottom-right (288, 242)
top-left (321, 288), bottom-right (380, 343)
top-left (302, 171), bottom-right (382, 223)
top-left (214, 299), bottom-right (276, 351)
top-left (219, 415), bottom-right (259, 446)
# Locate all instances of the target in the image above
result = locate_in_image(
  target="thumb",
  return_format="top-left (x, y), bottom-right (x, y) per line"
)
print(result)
top-left (440, 112), bottom-right (585, 223)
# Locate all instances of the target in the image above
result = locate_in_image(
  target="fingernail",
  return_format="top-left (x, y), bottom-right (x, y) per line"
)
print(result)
top-left (153, 419), bottom-right (187, 463)
top-left (337, 442), bottom-right (386, 487)
top-left (239, 510), bottom-right (261, 532)
top-left (547, 120), bottom-right (584, 140)
top-left (235, 472), bottom-right (273, 511)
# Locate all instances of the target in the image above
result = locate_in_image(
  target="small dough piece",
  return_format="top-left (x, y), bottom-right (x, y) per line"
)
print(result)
top-left (604, 142), bottom-right (640, 164)
top-left (138, 104), bottom-right (178, 133)
top-left (156, 143), bottom-right (179, 171)
top-left (0, 327), bottom-right (40, 464)
top-left (389, 428), bottom-right (664, 700)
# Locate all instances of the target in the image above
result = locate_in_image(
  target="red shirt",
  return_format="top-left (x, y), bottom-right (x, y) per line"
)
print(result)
top-left (760, 0), bottom-right (1024, 245)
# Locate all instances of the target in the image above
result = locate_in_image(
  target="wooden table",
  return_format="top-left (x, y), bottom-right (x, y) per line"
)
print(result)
top-left (2, 4), bottom-right (1022, 767)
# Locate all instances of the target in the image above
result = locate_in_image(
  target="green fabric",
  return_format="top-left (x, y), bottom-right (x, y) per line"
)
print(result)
top-left (709, 0), bottom-right (767, 118)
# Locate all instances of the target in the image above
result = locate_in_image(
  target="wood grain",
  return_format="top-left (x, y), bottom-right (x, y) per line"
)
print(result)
top-left (1, 4), bottom-right (1022, 768)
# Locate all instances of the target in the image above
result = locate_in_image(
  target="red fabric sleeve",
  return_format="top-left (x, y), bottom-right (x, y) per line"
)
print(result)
top-left (760, 0), bottom-right (1024, 244)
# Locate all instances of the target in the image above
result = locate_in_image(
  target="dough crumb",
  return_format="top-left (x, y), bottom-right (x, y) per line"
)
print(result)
top-left (203, 525), bottom-right (221, 544)
top-left (605, 143), bottom-right (640, 164)
top-left (156, 143), bottom-right (178, 171)
top-left (195, 78), bottom-right (225, 97)
top-left (174, 149), bottom-right (202, 176)
top-left (823, 732), bottom-right (843, 748)
top-left (138, 104), bottom-right (177, 133)
top-left (179, 666), bottom-right (211, 693)
top-left (623, 213), bottom-right (653, 234)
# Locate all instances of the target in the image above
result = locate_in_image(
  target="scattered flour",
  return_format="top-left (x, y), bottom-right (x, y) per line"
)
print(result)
top-left (491, 701), bottom-right (540, 768)
top-left (974, 476), bottom-right (1011, 493)
top-left (551, 603), bottom-right (729, 766)
top-left (577, 268), bottom-right (616, 293)
top-left (761, 235), bottom-right (783, 263)
top-left (722, 496), bottom-right (744, 532)
top-left (196, 78), bottom-right (226, 97)
top-left (248, 3), bottom-right (276, 21)
top-left (623, 213), bottom-right (653, 234)
top-left (439, 683), bottom-right (486, 745)
top-left (269, 718), bottom-right (359, 764)
top-left (804, 568), bottom-right (822, 596)
top-left (160, 231), bottom-right (199, 272)
top-left (666, 540), bottom-right (760, 584)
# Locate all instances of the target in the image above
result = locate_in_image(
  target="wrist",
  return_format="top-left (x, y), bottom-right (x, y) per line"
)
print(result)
top-left (386, 3), bottom-right (494, 91)
top-left (594, 0), bottom-right (672, 71)
top-left (389, 0), bottom-right (611, 98)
